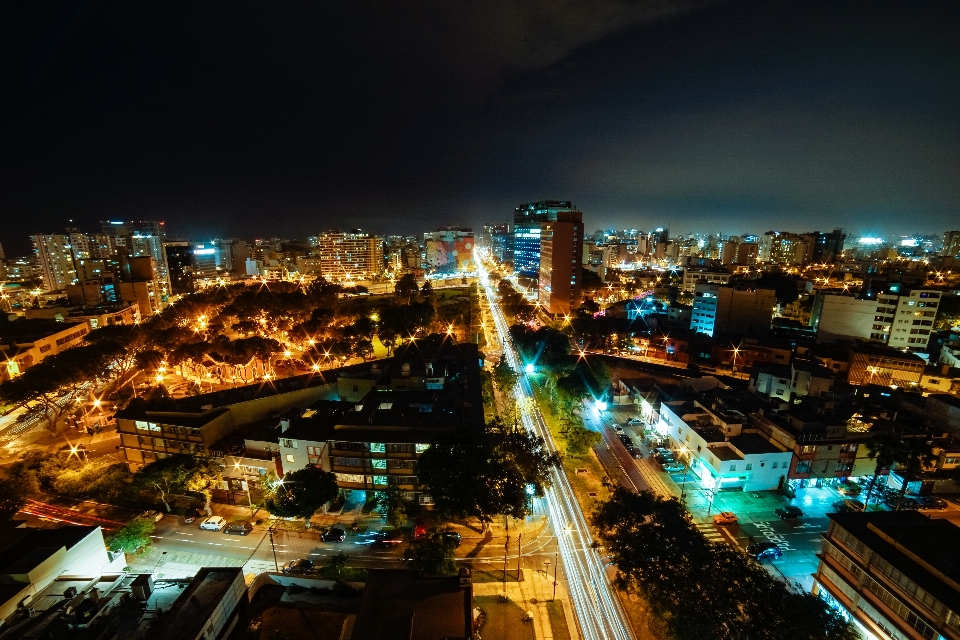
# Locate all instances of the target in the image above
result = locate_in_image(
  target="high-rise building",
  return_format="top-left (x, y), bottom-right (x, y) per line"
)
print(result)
top-left (214, 239), bottom-right (249, 274)
top-left (942, 230), bottom-right (960, 258)
top-left (30, 234), bottom-right (77, 291)
top-left (690, 283), bottom-right (776, 338)
top-left (191, 244), bottom-right (219, 280)
top-left (486, 224), bottom-right (513, 263)
top-left (804, 229), bottom-right (846, 263)
top-left (164, 241), bottom-right (195, 295)
top-left (538, 211), bottom-right (583, 316)
top-left (423, 227), bottom-right (475, 275)
top-left (312, 231), bottom-right (384, 281)
top-left (811, 288), bottom-right (939, 351)
top-left (513, 201), bottom-right (579, 279)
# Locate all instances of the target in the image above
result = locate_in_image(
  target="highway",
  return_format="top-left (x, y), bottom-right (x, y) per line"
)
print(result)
top-left (478, 255), bottom-right (634, 640)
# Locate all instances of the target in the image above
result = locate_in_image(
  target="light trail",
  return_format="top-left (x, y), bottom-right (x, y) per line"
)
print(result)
top-left (477, 254), bottom-right (633, 640)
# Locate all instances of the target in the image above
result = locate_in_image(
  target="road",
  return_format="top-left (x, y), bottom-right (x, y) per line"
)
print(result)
top-left (478, 255), bottom-right (634, 640)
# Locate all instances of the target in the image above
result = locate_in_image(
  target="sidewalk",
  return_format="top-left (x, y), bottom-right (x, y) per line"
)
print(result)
top-left (474, 568), bottom-right (581, 640)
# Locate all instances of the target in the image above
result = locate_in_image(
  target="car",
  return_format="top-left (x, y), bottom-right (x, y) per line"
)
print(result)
top-left (225, 521), bottom-right (253, 536)
top-left (747, 542), bottom-right (782, 559)
top-left (626, 418), bottom-right (643, 425)
top-left (322, 527), bottom-right (346, 542)
top-left (712, 511), bottom-right (738, 525)
top-left (199, 516), bottom-right (227, 531)
top-left (414, 521), bottom-right (427, 538)
top-left (440, 531), bottom-right (462, 548)
top-left (139, 510), bottom-right (164, 523)
top-left (916, 496), bottom-right (948, 510)
top-left (662, 463), bottom-right (685, 473)
top-left (375, 531), bottom-right (404, 546)
top-left (613, 425), bottom-right (624, 434)
top-left (899, 497), bottom-right (921, 511)
top-left (836, 483), bottom-right (861, 496)
top-left (618, 435), bottom-right (632, 445)
top-left (282, 559), bottom-right (314, 574)
top-left (630, 449), bottom-right (643, 459)
top-left (183, 509), bottom-right (204, 524)
top-left (832, 499), bottom-right (865, 513)
top-left (774, 505), bottom-right (803, 520)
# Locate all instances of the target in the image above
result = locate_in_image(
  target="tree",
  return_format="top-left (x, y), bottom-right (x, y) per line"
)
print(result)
top-left (395, 273), bottom-right (419, 304)
top-left (416, 418), bottom-right (561, 531)
top-left (263, 465), bottom-right (339, 528)
top-left (374, 487), bottom-right (413, 529)
top-left (756, 271), bottom-right (801, 307)
top-left (405, 534), bottom-right (457, 576)
top-left (326, 551), bottom-right (350, 576)
top-left (892, 438), bottom-right (936, 510)
top-left (492, 358), bottom-right (518, 393)
top-left (580, 268), bottom-right (604, 293)
top-left (594, 488), bottom-right (855, 640)
top-left (134, 454), bottom-right (222, 513)
top-left (563, 424), bottom-right (601, 457)
top-left (107, 516), bottom-right (155, 554)
top-left (0, 476), bottom-right (29, 521)
top-left (420, 279), bottom-right (435, 302)
top-left (863, 431), bottom-right (901, 505)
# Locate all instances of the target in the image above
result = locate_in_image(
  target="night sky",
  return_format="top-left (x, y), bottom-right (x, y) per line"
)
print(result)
top-left (2, 0), bottom-right (958, 255)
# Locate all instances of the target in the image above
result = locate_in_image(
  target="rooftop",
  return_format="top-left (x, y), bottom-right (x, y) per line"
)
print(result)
top-left (352, 569), bottom-right (472, 640)
top-left (849, 342), bottom-right (926, 362)
top-left (149, 568), bottom-right (243, 639)
top-left (728, 433), bottom-right (782, 455)
top-left (0, 317), bottom-right (86, 344)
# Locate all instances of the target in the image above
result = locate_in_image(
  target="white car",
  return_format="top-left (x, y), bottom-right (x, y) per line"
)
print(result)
top-left (199, 516), bottom-right (226, 531)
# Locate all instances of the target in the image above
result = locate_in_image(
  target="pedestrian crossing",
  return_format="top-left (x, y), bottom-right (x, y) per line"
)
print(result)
top-left (695, 522), bottom-right (726, 544)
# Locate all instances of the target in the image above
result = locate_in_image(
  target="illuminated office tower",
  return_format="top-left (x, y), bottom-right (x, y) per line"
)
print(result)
top-left (538, 210), bottom-right (583, 316)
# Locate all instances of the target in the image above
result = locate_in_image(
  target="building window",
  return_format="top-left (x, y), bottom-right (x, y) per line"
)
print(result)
top-left (796, 459), bottom-right (812, 473)
top-left (281, 439), bottom-right (297, 449)
top-left (286, 454), bottom-right (295, 462)
top-left (373, 475), bottom-right (388, 485)
top-left (371, 459), bottom-right (387, 470)
top-left (729, 464), bottom-right (736, 471)
top-left (415, 444), bottom-right (430, 453)
top-left (772, 461), bottom-right (778, 468)
top-left (370, 442), bottom-right (386, 453)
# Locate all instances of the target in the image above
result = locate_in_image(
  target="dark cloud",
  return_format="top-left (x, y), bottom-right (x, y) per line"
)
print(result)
top-left (0, 0), bottom-right (957, 253)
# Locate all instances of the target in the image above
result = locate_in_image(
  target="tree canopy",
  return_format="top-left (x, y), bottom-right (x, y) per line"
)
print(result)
top-left (594, 488), bottom-right (855, 640)
top-left (415, 418), bottom-right (561, 530)
top-left (134, 454), bottom-right (222, 512)
top-left (405, 534), bottom-right (458, 576)
top-left (263, 465), bottom-right (339, 527)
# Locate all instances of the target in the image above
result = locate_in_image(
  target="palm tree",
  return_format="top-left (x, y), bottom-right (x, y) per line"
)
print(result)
top-left (892, 438), bottom-right (936, 510)
top-left (863, 431), bottom-right (902, 506)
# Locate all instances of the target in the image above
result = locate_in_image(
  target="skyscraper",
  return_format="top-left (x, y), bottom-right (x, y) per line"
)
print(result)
top-left (164, 241), bottom-right (195, 295)
top-left (513, 200), bottom-right (579, 280)
top-left (30, 234), bottom-right (77, 291)
top-left (538, 210), bottom-right (584, 316)
top-left (942, 230), bottom-right (960, 258)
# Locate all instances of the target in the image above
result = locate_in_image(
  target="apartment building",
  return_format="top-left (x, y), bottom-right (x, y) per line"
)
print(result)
top-left (681, 268), bottom-right (731, 293)
top-left (30, 234), bottom-right (77, 291)
top-left (223, 346), bottom-right (484, 502)
top-left (311, 231), bottom-right (384, 281)
top-left (888, 290), bottom-right (941, 350)
top-left (814, 511), bottom-right (960, 640)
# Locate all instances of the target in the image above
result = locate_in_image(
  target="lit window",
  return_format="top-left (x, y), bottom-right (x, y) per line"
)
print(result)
top-left (370, 443), bottom-right (386, 453)
top-left (373, 475), bottom-right (388, 485)
top-left (371, 459), bottom-right (387, 469)
top-left (286, 454), bottom-right (295, 462)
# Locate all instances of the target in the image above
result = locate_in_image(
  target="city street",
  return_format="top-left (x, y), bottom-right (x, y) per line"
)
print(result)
top-left (478, 253), bottom-right (634, 640)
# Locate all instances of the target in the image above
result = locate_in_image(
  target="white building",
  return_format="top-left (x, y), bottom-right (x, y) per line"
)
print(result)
top-left (887, 289), bottom-right (940, 350)
top-left (657, 400), bottom-right (793, 492)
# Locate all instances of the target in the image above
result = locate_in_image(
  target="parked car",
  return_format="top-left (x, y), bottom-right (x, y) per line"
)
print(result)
top-left (662, 463), bottom-right (685, 473)
top-left (836, 483), bottom-right (861, 496)
top-left (322, 527), bottom-right (346, 542)
top-left (440, 531), bottom-right (462, 548)
top-left (613, 425), bottom-right (624, 434)
top-left (654, 453), bottom-right (675, 465)
top-left (225, 521), bottom-right (253, 536)
top-left (282, 559), bottom-right (314, 574)
top-left (747, 542), bottom-right (782, 560)
top-left (712, 511), bottom-right (738, 525)
top-left (899, 497), bottom-right (921, 511)
top-left (626, 418), bottom-right (643, 425)
top-left (183, 509), bottom-right (204, 524)
top-left (916, 496), bottom-right (948, 510)
top-left (774, 505), bottom-right (803, 520)
top-left (832, 499), bottom-right (865, 513)
top-left (139, 510), bottom-right (164, 523)
top-left (199, 516), bottom-right (227, 531)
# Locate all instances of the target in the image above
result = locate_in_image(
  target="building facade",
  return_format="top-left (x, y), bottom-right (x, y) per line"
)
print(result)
top-left (513, 200), bottom-right (579, 280)
top-left (31, 234), bottom-right (77, 291)
top-left (690, 283), bottom-right (776, 338)
top-left (814, 511), bottom-right (960, 640)
top-left (312, 231), bottom-right (384, 281)
top-left (538, 211), bottom-right (583, 316)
